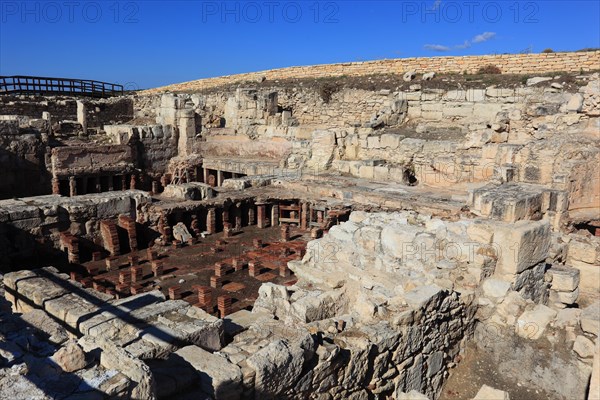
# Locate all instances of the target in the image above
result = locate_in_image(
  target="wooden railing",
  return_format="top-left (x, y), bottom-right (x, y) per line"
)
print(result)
top-left (0, 75), bottom-right (124, 98)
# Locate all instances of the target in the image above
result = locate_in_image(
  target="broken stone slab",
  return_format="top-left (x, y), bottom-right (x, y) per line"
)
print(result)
top-left (162, 183), bottom-right (214, 201)
top-left (472, 384), bottom-right (510, 399)
top-left (175, 345), bottom-right (242, 400)
top-left (516, 304), bottom-right (557, 340)
top-left (547, 265), bottom-right (580, 292)
top-left (51, 341), bottom-right (87, 372)
top-left (403, 71), bottom-right (416, 82)
top-left (581, 300), bottom-right (600, 336)
top-left (172, 222), bottom-right (192, 243)
top-left (526, 77), bottom-right (552, 86)
top-left (96, 337), bottom-right (156, 400)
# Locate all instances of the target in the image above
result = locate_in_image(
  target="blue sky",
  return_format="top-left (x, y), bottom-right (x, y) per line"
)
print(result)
top-left (1, 1), bottom-right (599, 89)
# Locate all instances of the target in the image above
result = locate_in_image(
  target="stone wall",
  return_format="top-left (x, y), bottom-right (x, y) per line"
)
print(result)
top-left (0, 120), bottom-right (50, 199)
top-left (0, 191), bottom-right (151, 271)
top-left (51, 144), bottom-right (135, 178)
top-left (0, 95), bottom-right (133, 129)
top-left (142, 51), bottom-right (600, 94)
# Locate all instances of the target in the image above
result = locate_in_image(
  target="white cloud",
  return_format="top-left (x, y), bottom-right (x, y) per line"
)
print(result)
top-left (472, 32), bottom-right (496, 43)
top-left (425, 32), bottom-right (496, 52)
top-left (424, 44), bottom-right (451, 52)
top-left (455, 40), bottom-right (472, 50)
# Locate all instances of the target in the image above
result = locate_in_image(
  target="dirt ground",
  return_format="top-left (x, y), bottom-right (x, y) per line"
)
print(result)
top-left (440, 341), bottom-right (561, 400)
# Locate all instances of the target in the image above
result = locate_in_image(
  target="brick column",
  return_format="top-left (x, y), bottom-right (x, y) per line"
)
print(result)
top-left (191, 214), bottom-right (201, 237)
top-left (234, 204), bottom-right (242, 230)
top-left (279, 265), bottom-right (290, 277)
top-left (119, 271), bottom-right (131, 285)
top-left (197, 286), bottom-right (212, 308)
top-left (131, 266), bottom-right (143, 283)
top-left (217, 295), bottom-right (232, 318)
top-left (203, 168), bottom-right (209, 185)
top-left (69, 176), bottom-right (77, 197)
top-left (281, 225), bottom-right (290, 242)
top-left (223, 222), bottom-right (233, 238)
top-left (122, 175), bottom-right (128, 190)
top-left (130, 174), bottom-right (137, 190)
top-left (210, 275), bottom-right (222, 288)
top-left (248, 205), bottom-right (255, 226)
top-left (169, 286), bottom-right (182, 300)
top-left (217, 170), bottom-right (224, 187)
top-left (271, 203), bottom-right (280, 226)
top-left (248, 261), bottom-right (261, 277)
top-left (151, 181), bottom-right (160, 194)
top-left (151, 261), bottom-right (163, 277)
top-left (257, 204), bottom-right (266, 229)
top-left (222, 205), bottom-right (230, 226)
top-left (207, 208), bottom-right (216, 234)
top-left (301, 202), bottom-right (309, 230)
top-left (52, 178), bottom-right (61, 195)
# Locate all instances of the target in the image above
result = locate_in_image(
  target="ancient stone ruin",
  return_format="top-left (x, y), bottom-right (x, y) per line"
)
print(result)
top-left (0, 51), bottom-right (599, 399)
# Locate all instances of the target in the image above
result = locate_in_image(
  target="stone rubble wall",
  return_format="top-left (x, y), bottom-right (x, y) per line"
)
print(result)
top-left (0, 191), bottom-right (151, 270)
top-left (0, 95), bottom-right (133, 129)
top-left (104, 124), bottom-right (178, 176)
top-left (0, 122), bottom-right (50, 199)
top-left (141, 51), bottom-right (600, 94)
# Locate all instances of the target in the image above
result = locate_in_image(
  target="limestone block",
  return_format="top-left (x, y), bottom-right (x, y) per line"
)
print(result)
top-left (492, 220), bottom-right (550, 278)
top-left (466, 89), bottom-right (486, 102)
top-left (547, 266), bottom-right (580, 292)
top-left (175, 345), bottom-right (242, 400)
top-left (367, 136), bottom-right (381, 149)
top-left (373, 166), bottom-right (390, 181)
top-left (554, 288), bottom-right (579, 305)
top-left (516, 305), bottom-right (557, 340)
top-left (380, 133), bottom-right (402, 149)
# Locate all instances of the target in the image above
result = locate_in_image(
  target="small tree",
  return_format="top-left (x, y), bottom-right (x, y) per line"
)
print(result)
top-left (477, 65), bottom-right (502, 74)
top-left (542, 48), bottom-right (554, 53)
